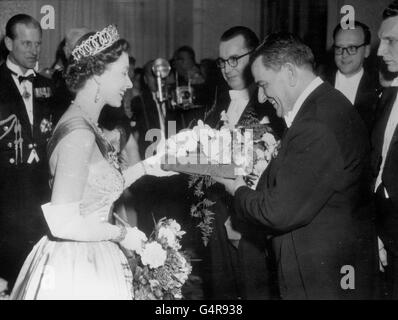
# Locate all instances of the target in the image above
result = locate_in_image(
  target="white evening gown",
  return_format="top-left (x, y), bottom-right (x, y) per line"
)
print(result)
top-left (10, 117), bottom-right (134, 300)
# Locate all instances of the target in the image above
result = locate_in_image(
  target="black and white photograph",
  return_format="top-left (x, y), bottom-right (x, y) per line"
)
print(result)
top-left (0, 0), bottom-right (396, 304)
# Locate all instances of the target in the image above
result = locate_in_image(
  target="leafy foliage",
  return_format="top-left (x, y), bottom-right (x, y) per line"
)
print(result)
top-left (188, 175), bottom-right (216, 246)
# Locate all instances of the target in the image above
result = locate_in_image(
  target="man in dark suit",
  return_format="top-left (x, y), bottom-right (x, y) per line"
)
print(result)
top-left (323, 21), bottom-right (379, 133)
top-left (0, 14), bottom-right (54, 286)
top-left (202, 26), bottom-right (285, 300)
top-left (372, 0), bottom-right (398, 299)
top-left (216, 33), bottom-right (377, 299)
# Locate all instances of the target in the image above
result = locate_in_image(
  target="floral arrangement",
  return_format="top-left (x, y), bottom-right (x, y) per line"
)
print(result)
top-left (129, 218), bottom-right (192, 300)
top-left (159, 111), bottom-right (280, 245)
top-left (187, 112), bottom-right (280, 245)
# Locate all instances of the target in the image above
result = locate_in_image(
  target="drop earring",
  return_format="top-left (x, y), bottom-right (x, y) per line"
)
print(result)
top-left (94, 81), bottom-right (101, 103)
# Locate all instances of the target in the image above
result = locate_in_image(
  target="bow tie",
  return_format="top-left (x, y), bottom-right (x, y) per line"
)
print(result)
top-left (18, 74), bottom-right (35, 83)
top-left (8, 67), bottom-right (36, 83)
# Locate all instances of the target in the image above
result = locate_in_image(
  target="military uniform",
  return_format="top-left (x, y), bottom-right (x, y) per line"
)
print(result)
top-left (0, 60), bottom-right (54, 286)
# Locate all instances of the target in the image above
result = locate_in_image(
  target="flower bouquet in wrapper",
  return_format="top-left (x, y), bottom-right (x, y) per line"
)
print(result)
top-left (161, 119), bottom-right (253, 178)
top-left (165, 111), bottom-right (280, 246)
top-left (129, 218), bottom-right (192, 300)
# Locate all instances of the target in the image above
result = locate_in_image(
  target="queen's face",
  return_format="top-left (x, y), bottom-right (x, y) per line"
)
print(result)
top-left (100, 51), bottom-right (133, 107)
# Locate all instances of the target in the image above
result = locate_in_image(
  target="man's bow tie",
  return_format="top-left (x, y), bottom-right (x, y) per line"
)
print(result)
top-left (18, 74), bottom-right (36, 84)
top-left (8, 67), bottom-right (36, 83)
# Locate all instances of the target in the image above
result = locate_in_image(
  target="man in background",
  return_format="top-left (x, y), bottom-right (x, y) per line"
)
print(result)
top-left (324, 21), bottom-right (379, 132)
top-left (0, 14), bottom-right (54, 286)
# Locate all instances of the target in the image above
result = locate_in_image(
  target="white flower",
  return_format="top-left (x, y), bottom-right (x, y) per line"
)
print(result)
top-left (158, 226), bottom-right (177, 248)
top-left (201, 128), bottom-right (232, 164)
top-left (168, 219), bottom-right (182, 233)
top-left (166, 130), bottom-right (199, 158)
top-left (140, 242), bottom-right (167, 269)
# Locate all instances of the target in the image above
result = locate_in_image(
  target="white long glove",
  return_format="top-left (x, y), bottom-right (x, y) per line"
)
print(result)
top-left (42, 202), bottom-right (121, 241)
top-left (122, 142), bottom-right (178, 187)
top-left (119, 227), bottom-right (147, 254)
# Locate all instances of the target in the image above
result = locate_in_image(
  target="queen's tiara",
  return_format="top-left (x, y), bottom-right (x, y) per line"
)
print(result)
top-left (71, 25), bottom-right (120, 61)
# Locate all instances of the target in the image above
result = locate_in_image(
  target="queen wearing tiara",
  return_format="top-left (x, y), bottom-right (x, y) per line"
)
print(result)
top-left (10, 25), bottom-right (176, 300)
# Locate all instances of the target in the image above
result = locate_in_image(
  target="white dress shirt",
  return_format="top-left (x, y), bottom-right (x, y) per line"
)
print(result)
top-left (335, 68), bottom-right (364, 105)
top-left (374, 77), bottom-right (398, 197)
top-left (284, 77), bottom-right (323, 128)
top-left (6, 57), bottom-right (35, 126)
top-left (226, 88), bottom-right (251, 128)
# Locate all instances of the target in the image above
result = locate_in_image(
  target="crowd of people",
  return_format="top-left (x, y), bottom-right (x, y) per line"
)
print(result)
top-left (2, 0), bottom-right (398, 299)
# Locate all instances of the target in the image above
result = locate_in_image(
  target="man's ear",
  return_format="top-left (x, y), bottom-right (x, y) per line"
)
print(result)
top-left (364, 44), bottom-right (371, 58)
top-left (284, 63), bottom-right (297, 87)
top-left (4, 36), bottom-right (13, 52)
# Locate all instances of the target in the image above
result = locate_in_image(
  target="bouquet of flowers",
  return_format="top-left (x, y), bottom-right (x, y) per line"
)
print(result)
top-left (161, 119), bottom-right (253, 178)
top-left (164, 111), bottom-right (280, 246)
top-left (129, 218), bottom-right (192, 300)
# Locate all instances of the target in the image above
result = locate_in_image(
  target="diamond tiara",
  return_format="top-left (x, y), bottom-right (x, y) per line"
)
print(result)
top-left (71, 25), bottom-right (120, 61)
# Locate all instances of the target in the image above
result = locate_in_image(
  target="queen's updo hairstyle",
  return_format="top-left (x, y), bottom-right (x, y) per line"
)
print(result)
top-left (65, 33), bottom-right (130, 93)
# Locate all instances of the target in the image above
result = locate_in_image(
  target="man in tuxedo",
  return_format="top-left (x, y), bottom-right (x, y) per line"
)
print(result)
top-left (323, 21), bottom-right (379, 132)
top-left (372, 0), bottom-right (398, 299)
top-left (0, 14), bottom-right (54, 286)
top-left (202, 26), bottom-right (285, 299)
top-left (216, 32), bottom-right (377, 299)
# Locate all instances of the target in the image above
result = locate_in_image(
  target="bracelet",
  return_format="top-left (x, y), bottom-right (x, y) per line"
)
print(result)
top-left (113, 225), bottom-right (127, 243)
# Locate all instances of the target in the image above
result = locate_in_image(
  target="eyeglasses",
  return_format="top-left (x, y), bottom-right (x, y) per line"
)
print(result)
top-left (216, 50), bottom-right (253, 69)
top-left (333, 43), bottom-right (366, 55)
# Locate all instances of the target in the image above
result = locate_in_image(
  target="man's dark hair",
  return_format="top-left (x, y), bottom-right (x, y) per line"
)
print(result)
top-left (175, 46), bottom-right (196, 62)
top-left (220, 26), bottom-right (259, 50)
top-left (333, 21), bottom-right (371, 45)
top-left (5, 14), bottom-right (42, 40)
top-left (252, 32), bottom-right (315, 71)
top-left (383, 0), bottom-right (398, 20)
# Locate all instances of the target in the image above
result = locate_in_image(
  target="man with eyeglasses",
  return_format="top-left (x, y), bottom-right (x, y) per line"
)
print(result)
top-left (202, 26), bottom-right (285, 300)
top-left (324, 21), bottom-right (378, 132)
top-left (0, 14), bottom-right (55, 288)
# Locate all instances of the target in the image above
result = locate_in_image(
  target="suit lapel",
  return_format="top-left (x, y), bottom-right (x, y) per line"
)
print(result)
top-left (354, 72), bottom-right (365, 106)
top-left (372, 87), bottom-right (398, 160)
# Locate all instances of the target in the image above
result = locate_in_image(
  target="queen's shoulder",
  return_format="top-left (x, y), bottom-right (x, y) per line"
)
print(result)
top-left (53, 116), bottom-right (95, 145)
